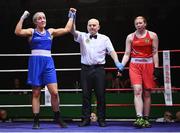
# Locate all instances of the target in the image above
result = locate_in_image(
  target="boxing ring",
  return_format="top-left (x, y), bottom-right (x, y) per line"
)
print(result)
top-left (0, 50), bottom-right (180, 132)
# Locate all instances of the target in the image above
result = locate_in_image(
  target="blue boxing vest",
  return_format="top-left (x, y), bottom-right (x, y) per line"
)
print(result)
top-left (30, 29), bottom-right (52, 50)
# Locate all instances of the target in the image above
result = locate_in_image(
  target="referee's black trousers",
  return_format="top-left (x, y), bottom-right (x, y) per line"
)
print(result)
top-left (80, 64), bottom-right (106, 120)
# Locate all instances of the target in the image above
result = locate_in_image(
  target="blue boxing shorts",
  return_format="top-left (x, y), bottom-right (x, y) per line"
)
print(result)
top-left (27, 56), bottom-right (57, 86)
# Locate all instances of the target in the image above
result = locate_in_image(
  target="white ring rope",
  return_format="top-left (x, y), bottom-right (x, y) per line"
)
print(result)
top-left (0, 104), bottom-right (98, 108)
top-left (0, 89), bottom-right (82, 92)
top-left (0, 53), bottom-right (81, 57)
top-left (0, 69), bottom-right (28, 72)
top-left (0, 104), bottom-right (84, 108)
top-left (0, 51), bottom-right (179, 72)
top-left (0, 52), bottom-right (81, 72)
top-left (0, 68), bottom-right (81, 72)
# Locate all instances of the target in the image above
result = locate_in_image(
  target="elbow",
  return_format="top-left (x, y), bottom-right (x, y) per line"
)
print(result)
top-left (66, 28), bottom-right (71, 33)
top-left (65, 24), bottom-right (74, 33)
top-left (64, 27), bottom-right (71, 34)
top-left (14, 31), bottom-right (24, 37)
top-left (14, 31), bottom-right (18, 35)
top-left (14, 30), bottom-right (20, 36)
top-left (65, 25), bottom-right (72, 33)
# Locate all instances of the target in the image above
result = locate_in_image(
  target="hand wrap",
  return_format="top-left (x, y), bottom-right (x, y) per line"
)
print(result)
top-left (68, 11), bottom-right (76, 20)
top-left (21, 11), bottom-right (30, 20)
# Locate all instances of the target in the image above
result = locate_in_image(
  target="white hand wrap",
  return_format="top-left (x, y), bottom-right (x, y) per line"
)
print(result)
top-left (21, 11), bottom-right (30, 20)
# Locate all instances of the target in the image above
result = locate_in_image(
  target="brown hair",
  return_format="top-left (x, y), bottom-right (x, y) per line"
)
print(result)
top-left (134, 16), bottom-right (147, 24)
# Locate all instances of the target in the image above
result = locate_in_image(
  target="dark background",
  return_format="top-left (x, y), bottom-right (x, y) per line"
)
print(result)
top-left (0, 0), bottom-right (179, 89)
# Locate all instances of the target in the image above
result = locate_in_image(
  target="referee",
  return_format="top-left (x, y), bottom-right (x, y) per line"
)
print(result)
top-left (71, 18), bottom-right (124, 127)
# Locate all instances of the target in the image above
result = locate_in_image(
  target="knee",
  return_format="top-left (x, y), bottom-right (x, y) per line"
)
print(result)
top-left (134, 88), bottom-right (142, 97)
top-left (51, 91), bottom-right (59, 99)
top-left (33, 91), bottom-right (40, 98)
top-left (143, 92), bottom-right (151, 98)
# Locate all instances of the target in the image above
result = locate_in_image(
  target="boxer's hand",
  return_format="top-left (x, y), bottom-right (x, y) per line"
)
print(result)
top-left (115, 62), bottom-right (124, 77)
top-left (21, 11), bottom-right (30, 20)
top-left (153, 68), bottom-right (161, 80)
top-left (153, 67), bottom-right (163, 86)
top-left (117, 71), bottom-right (123, 77)
top-left (68, 8), bottom-right (76, 19)
top-left (69, 8), bottom-right (77, 13)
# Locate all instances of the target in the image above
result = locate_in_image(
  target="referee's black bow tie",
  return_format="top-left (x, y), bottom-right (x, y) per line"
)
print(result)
top-left (89, 34), bottom-right (97, 39)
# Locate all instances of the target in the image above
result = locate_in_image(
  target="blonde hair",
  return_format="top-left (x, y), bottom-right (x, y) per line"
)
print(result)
top-left (32, 12), bottom-right (45, 24)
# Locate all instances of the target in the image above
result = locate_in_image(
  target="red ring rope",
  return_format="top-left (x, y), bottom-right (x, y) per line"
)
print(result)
top-left (106, 104), bottom-right (180, 107)
top-left (106, 88), bottom-right (180, 91)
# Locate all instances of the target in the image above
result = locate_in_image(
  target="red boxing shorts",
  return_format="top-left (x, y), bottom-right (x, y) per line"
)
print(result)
top-left (129, 57), bottom-right (156, 89)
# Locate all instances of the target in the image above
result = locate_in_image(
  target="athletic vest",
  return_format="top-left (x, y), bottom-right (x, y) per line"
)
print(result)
top-left (30, 29), bottom-right (52, 50)
top-left (131, 31), bottom-right (153, 58)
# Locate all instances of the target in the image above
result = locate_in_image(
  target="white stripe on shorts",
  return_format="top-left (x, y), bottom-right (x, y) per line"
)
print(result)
top-left (31, 50), bottom-right (51, 57)
top-left (131, 57), bottom-right (153, 63)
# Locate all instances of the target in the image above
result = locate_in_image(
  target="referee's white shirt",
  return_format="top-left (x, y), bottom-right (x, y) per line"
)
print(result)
top-left (74, 31), bottom-right (115, 65)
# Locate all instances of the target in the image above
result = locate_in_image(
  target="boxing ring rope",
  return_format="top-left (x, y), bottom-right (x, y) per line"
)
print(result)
top-left (0, 49), bottom-right (180, 72)
top-left (1, 104), bottom-right (180, 108)
top-left (0, 66), bottom-right (180, 73)
top-left (0, 49), bottom-right (180, 108)
top-left (0, 87), bottom-right (180, 108)
top-left (0, 88), bottom-right (180, 92)
top-left (116, 49), bottom-right (180, 54)
top-left (1, 66), bottom-right (180, 73)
